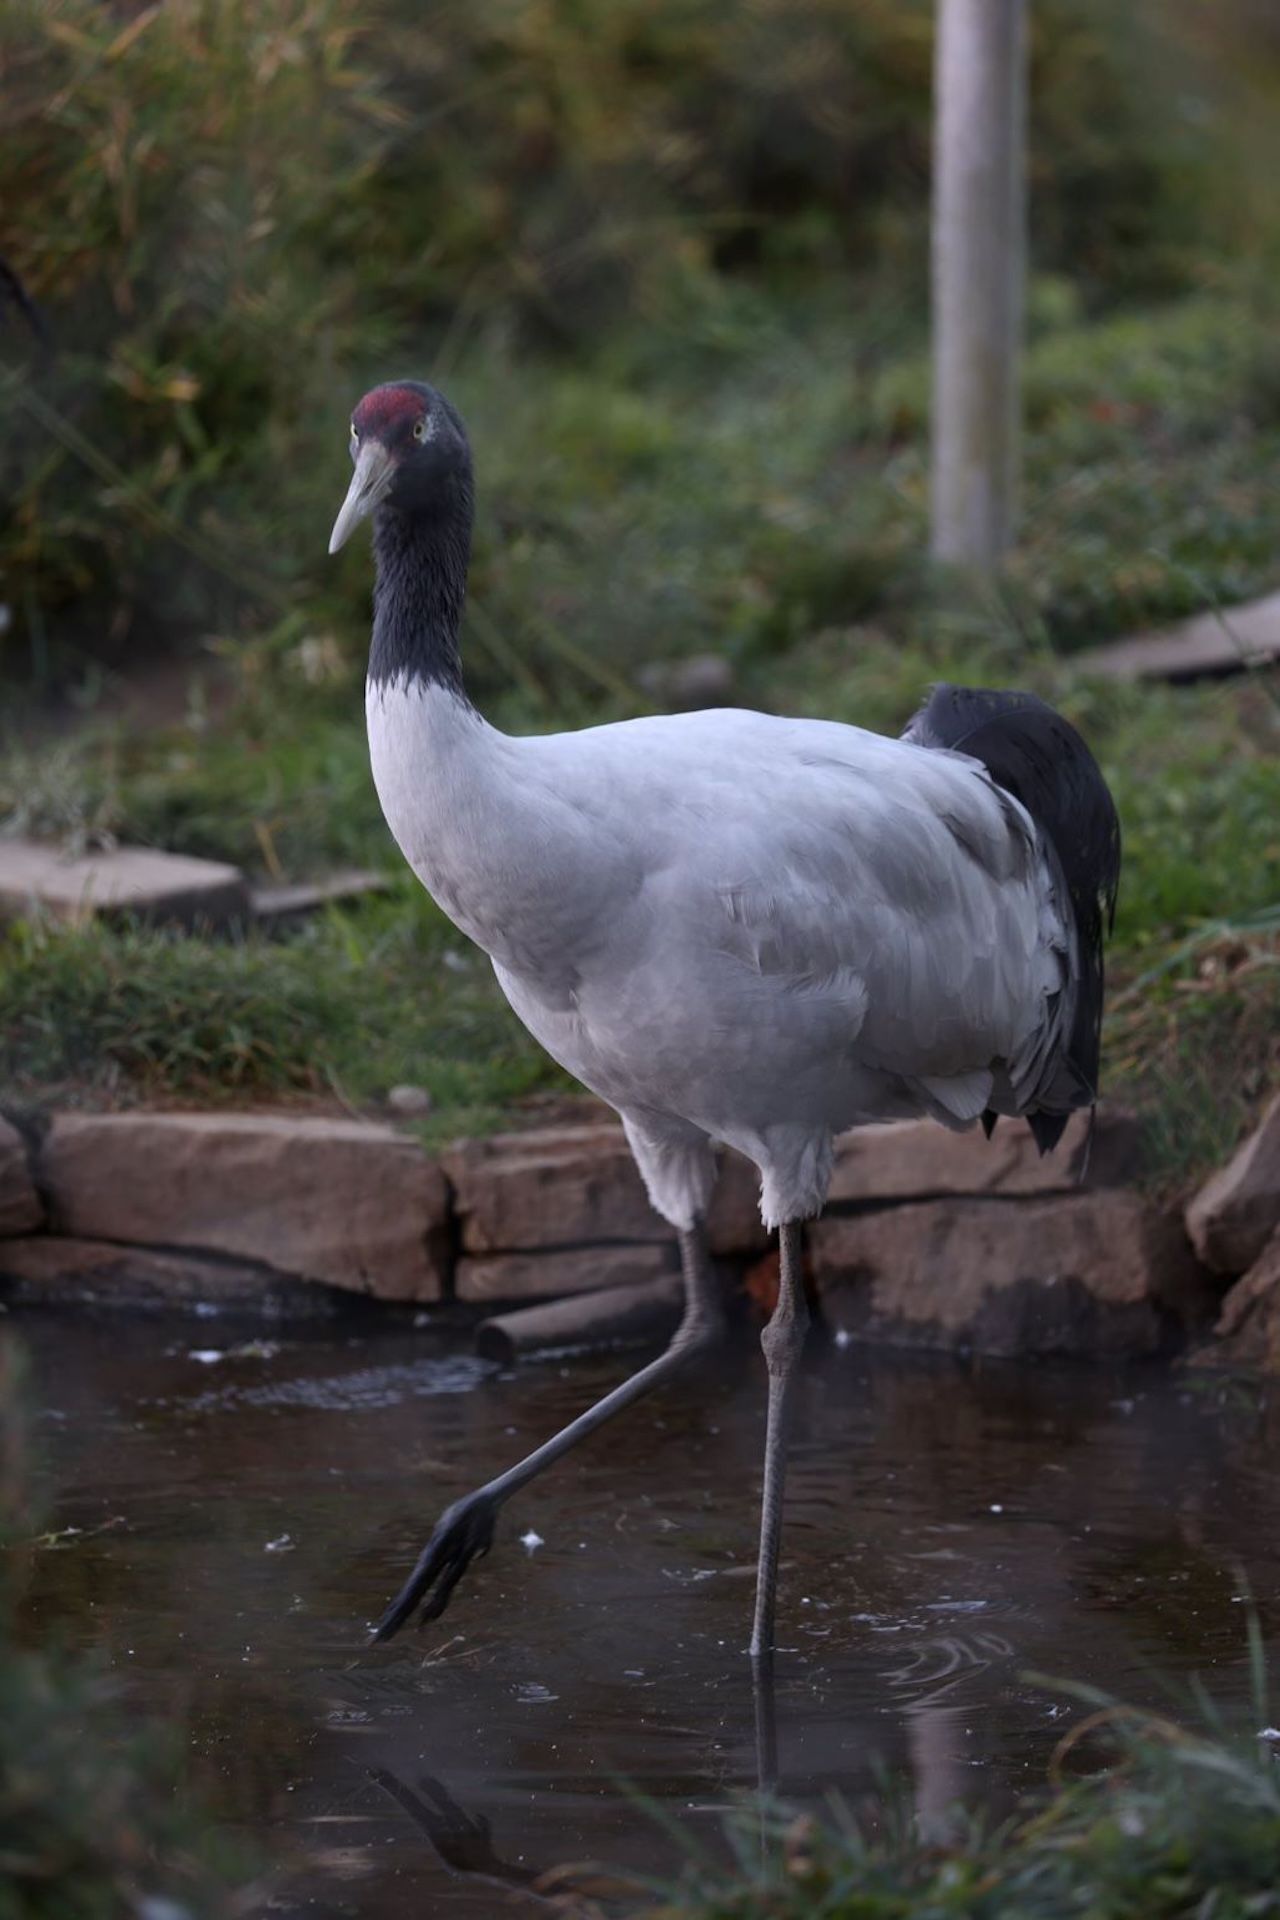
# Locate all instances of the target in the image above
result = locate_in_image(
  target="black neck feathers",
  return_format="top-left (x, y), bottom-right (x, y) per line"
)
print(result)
top-left (367, 469), bottom-right (474, 697)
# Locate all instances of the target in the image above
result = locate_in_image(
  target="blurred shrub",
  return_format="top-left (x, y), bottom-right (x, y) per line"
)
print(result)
top-left (0, 0), bottom-right (1266, 684)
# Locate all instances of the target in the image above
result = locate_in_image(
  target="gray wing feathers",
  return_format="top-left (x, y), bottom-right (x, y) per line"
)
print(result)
top-left (697, 738), bottom-right (1072, 1123)
top-left (492, 708), bottom-right (1078, 1134)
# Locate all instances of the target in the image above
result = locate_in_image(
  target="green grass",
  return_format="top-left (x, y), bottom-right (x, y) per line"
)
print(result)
top-left (0, 887), bottom-right (563, 1144)
top-left (649, 1685), bottom-right (1280, 1919)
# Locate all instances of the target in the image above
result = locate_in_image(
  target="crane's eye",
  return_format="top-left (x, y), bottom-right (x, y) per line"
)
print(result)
top-left (350, 422), bottom-right (359, 442)
top-left (412, 417), bottom-right (427, 442)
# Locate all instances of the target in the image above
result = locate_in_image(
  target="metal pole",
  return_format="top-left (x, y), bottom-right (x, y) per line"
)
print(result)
top-left (930, 0), bottom-right (1028, 570)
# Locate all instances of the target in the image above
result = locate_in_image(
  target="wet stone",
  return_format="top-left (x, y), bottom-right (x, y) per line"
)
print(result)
top-left (811, 1190), bottom-right (1213, 1358)
top-left (0, 1235), bottom-right (343, 1315)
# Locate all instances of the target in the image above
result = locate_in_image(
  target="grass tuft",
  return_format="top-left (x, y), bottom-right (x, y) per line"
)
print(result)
top-left (650, 1685), bottom-right (1280, 1919)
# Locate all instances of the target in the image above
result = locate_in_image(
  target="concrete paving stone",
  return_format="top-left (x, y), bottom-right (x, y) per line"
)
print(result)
top-left (0, 838), bottom-right (249, 929)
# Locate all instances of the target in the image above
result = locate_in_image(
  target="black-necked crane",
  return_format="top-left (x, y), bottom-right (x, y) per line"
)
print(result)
top-left (329, 380), bottom-right (1121, 1659)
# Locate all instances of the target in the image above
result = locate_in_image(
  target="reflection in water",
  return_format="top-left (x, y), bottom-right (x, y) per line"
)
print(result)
top-left (13, 1309), bottom-right (1280, 1916)
top-left (367, 1768), bottom-right (560, 1910)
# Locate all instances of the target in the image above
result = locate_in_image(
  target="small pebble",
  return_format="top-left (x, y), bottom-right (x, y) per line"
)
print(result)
top-left (387, 1083), bottom-right (433, 1116)
top-left (520, 1530), bottom-right (544, 1553)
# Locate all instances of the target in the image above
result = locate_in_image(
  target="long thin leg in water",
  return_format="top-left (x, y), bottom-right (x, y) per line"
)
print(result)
top-left (752, 1646), bottom-right (779, 1798)
top-left (749, 1219), bottom-right (809, 1661)
top-left (373, 1225), bottom-right (724, 1640)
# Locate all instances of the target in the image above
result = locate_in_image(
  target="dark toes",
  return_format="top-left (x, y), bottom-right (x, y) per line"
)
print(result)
top-left (371, 1497), bottom-right (497, 1642)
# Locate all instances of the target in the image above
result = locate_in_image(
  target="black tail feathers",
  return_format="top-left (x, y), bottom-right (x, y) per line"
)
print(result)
top-left (904, 684), bottom-right (1122, 1154)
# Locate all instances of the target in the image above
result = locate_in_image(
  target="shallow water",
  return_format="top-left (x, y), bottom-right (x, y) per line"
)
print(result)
top-left (13, 1307), bottom-right (1280, 1915)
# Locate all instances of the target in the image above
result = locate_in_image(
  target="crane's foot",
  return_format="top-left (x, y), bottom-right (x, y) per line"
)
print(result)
top-left (371, 1494), bottom-right (497, 1642)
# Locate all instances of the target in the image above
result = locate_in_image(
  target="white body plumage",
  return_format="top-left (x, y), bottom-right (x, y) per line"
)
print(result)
top-left (366, 674), bottom-right (1075, 1230)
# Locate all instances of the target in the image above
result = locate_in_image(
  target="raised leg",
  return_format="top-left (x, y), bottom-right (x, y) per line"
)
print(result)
top-left (372, 1224), bottom-right (723, 1640)
top-left (749, 1219), bottom-right (809, 1660)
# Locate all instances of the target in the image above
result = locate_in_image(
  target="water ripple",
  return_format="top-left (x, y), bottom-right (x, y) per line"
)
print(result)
top-left (186, 1353), bottom-right (496, 1414)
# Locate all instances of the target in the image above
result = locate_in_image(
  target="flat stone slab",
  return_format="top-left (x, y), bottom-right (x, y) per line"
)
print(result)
top-left (1076, 591), bottom-right (1280, 684)
top-left (0, 838), bottom-right (249, 929)
top-left (443, 1125), bottom-right (767, 1258)
top-left (455, 1241), bottom-right (678, 1304)
top-left (249, 869), bottom-right (390, 923)
top-left (444, 1125), bottom-right (663, 1252)
top-left (812, 1190), bottom-right (1211, 1358)
top-left (39, 1111), bottom-right (450, 1301)
top-left (0, 1117), bottom-right (41, 1236)
top-left (1186, 1095), bottom-right (1280, 1277)
top-left (828, 1106), bottom-right (1139, 1206)
top-left (0, 1235), bottom-right (342, 1316)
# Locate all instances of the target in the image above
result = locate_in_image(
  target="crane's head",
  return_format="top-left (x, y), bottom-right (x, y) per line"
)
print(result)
top-left (328, 380), bottom-right (471, 555)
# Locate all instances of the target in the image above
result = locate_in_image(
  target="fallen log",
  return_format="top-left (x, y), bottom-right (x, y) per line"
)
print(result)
top-left (475, 1273), bottom-right (684, 1362)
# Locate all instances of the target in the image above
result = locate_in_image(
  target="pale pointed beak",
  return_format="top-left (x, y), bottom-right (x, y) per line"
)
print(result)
top-left (328, 439), bottom-right (395, 554)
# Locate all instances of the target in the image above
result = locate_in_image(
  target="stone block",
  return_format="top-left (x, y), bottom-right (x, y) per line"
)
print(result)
top-left (1186, 1096), bottom-right (1280, 1276)
top-left (0, 839), bottom-right (249, 929)
top-left (1192, 1229), bottom-right (1280, 1374)
top-left (1076, 590), bottom-right (1280, 685)
top-left (444, 1124), bottom-right (661, 1252)
top-left (811, 1190), bottom-right (1210, 1358)
top-left (39, 1111), bottom-right (450, 1300)
top-left (455, 1240), bottom-right (677, 1304)
top-left (443, 1124), bottom-right (768, 1258)
top-left (828, 1105), bottom-right (1140, 1206)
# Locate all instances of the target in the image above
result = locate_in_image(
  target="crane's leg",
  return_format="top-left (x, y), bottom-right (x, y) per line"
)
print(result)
top-left (749, 1219), bottom-right (809, 1660)
top-left (372, 1224), bottom-right (724, 1640)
